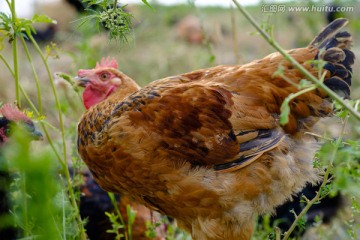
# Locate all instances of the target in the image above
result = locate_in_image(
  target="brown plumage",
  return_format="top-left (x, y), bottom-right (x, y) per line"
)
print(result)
top-left (77, 19), bottom-right (354, 239)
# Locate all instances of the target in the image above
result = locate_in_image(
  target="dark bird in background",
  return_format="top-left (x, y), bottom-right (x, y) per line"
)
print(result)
top-left (27, 25), bottom-right (57, 43)
top-left (65, 0), bottom-right (86, 13)
top-left (76, 169), bottom-right (117, 240)
top-left (76, 19), bottom-right (354, 239)
top-left (27, 0), bottom-right (132, 43)
top-left (23, 0), bottom-right (85, 43)
top-left (76, 169), bottom-right (166, 240)
top-left (0, 104), bottom-right (43, 240)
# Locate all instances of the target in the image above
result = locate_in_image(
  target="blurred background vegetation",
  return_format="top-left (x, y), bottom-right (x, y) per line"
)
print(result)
top-left (0, 0), bottom-right (360, 239)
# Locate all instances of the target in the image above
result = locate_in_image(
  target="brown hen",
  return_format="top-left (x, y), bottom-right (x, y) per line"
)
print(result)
top-left (77, 19), bottom-right (354, 240)
top-left (76, 60), bottom-right (166, 239)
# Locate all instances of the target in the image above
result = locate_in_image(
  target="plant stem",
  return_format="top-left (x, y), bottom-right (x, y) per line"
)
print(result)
top-left (232, 0), bottom-right (360, 121)
top-left (1, 37), bottom-right (60, 165)
top-left (62, 189), bottom-right (66, 240)
top-left (0, 54), bottom-right (61, 162)
top-left (304, 132), bottom-right (353, 146)
top-left (19, 36), bottom-right (43, 114)
top-left (3, 20), bottom-right (82, 237)
top-left (26, 36), bottom-right (67, 164)
top-left (285, 86), bottom-right (317, 103)
top-left (18, 85), bottom-right (64, 164)
top-left (19, 86), bottom-right (38, 114)
top-left (280, 86), bottom-right (316, 124)
top-left (108, 193), bottom-right (128, 240)
top-left (5, 0), bottom-right (11, 8)
top-left (188, 0), bottom-right (216, 64)
top-left (126, 206), bottom-right (133, 240)
top-left (10, 0), bottom-right (20, 106)
top-left (27, 34), bottom-right (86, 239)
top-left (13, 68), bottom-right (68, 170)
top-left (275, 227), bottom-right (281, 240)
top-left (230, 5), bottom-right (240, 64)
top-left (0, 55), bottom-right (37, 113)
top-left (282, 113), bottom-right (349, 240)
top-left (0, 54), bottom-right (15, 76)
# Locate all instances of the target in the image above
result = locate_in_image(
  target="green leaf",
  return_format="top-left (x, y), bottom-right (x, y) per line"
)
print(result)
top-left (298, 79), bottom-right (312, 89)
top-left (4, 127), bottom-right (65, 239)
top-left (208, 54), bottom-right (216, 64)
top-left (280, 100), bottom-right (290, 125)
top-left (141, 0), bottom-right (154, 10)
top-left (32, 14), bottom-right (57, 24)
top-left (272, 64), bottom-right (284, 77)
top-left (0, 12), bottom-right (11, 24)
top-left (352, 198), bottom-right (360, 212)
top-left (126, 205), bottom-right (136, 226)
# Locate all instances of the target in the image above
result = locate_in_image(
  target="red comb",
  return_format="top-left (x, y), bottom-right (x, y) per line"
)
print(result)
top-left (95, 57), bottom-right (118, 69)
top-left (0, 104), bottom-right (30, 122)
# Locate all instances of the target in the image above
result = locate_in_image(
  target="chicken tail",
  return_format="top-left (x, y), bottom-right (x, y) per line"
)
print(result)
top-left (309, 18), bottom-right (354, 98)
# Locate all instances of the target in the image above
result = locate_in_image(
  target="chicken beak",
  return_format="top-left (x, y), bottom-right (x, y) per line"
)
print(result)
top-left (32, 129), bottom-right (44, 141)
top-left (75, 76), bottom-right (91, 88)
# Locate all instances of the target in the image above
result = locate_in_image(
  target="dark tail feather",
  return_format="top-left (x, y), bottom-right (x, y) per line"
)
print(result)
top-left (309, 18), bottom-right (348, 48)
top-left (310, 19), bottom-right (354, 98)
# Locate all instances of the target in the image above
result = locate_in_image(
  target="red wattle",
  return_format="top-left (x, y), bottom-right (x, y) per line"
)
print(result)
top-left (83, 86), bottom-right (106, 109)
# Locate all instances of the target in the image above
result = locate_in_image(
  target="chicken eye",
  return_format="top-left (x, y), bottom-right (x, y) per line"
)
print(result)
top-left (100, 73), bottom-right (109, 80)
